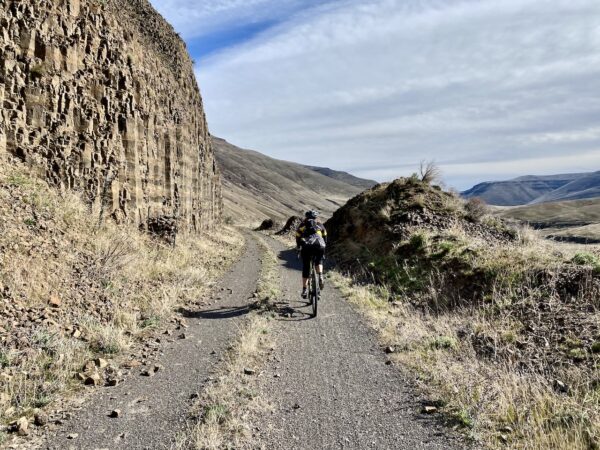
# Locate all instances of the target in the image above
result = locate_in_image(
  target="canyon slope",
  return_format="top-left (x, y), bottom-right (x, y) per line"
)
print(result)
top-left (213, 137), bottom-right (375, 223)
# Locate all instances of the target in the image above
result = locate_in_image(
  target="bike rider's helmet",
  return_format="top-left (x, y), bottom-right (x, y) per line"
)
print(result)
top-left (305, 210), bottom-right (319, 220)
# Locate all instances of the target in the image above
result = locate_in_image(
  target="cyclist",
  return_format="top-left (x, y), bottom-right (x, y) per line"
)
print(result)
top-left (296, 210), bottom-right (327, 299)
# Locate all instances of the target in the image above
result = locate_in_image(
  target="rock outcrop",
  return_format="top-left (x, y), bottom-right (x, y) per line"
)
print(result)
top-left (0, 0), bottom-right (221, 231)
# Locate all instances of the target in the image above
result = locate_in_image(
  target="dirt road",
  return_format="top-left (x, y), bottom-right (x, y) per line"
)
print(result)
top-left (252, 237), bottom-right (466, 449)
top-left (41, 232), bottom-right (466, 449)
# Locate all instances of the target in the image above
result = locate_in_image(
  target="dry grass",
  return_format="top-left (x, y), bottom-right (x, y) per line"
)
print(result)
top-left (0, 162), bottom-right (245, 430)
top-left (184, 234), bottom-right (280, 450)
top-left (331, 237), bottom-right (600, 450)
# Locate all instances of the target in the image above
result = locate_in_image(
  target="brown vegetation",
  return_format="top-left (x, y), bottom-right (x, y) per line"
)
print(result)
top-left (0, 162), bottom-right (243, 443)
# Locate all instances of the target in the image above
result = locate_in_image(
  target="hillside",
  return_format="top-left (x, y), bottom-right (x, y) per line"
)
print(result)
top-left (303, 166), bottom-right (376, 190)
top-left (213, 137), bottom-right (371, 223)
top-left (462, 173), bottom-right (583, 206)
top-left (326, 175), bottom-right (600, 448)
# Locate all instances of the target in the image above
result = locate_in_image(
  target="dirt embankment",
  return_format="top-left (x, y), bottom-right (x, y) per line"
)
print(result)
top-left (326, 175), bottom-right (600, 448)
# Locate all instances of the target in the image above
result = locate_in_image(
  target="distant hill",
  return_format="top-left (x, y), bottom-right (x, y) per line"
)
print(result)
top-left (462, 174), bottom-right (583, 206)
top-left (462, 172), bottom-right (600, 206)
top-left (212, 137), bottom-right (371, 223)
top-left (530, 171), bottom-right (600, 204)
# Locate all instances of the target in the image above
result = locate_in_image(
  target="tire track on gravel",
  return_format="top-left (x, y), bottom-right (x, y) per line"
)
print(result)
top-left (254, 236), bottom-right (468, 450)
top-left (44, 233), bottom-right (262, 450)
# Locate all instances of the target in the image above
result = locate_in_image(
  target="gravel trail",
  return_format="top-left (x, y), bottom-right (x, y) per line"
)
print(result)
top-left (44, 233), bottom-right (262, 450)
top-left (254, 236), bottom-right (467, 450)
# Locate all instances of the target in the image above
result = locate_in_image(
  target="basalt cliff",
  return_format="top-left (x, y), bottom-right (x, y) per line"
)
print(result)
top-left (0, 0), bottom-right (221, 232)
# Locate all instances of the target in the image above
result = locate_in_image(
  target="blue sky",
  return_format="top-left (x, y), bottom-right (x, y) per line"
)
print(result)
top-left (150, 0), bottom-right (600, 189)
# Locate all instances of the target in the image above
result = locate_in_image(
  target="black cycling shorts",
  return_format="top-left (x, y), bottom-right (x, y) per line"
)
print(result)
top-left (301, 245), bottom-right (325, 278)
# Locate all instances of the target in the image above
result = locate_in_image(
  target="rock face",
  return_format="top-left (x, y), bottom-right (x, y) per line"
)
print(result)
top-left (0, 0), bottom-right (221, 231)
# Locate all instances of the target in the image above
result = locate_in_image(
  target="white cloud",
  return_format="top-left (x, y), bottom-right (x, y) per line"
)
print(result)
top-left (162, 0), bottom-right (600, 189)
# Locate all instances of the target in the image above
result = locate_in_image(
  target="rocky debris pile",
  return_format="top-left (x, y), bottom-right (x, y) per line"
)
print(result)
top-left (276, 216), bottom-right (302, 236)
top-left (326, 176), bottom-right (516, 265)
top-left (0, 0), bottom-right (221, 232)
top-left (256, 219), bottom-right (276, 231)
top-left (146, 216), bottom-right (178, 245)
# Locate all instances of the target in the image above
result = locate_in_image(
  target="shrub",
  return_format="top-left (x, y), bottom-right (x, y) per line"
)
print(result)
top-left (419, 160), bottom-right (442, 184)
top-left (464, 197), bottom-right (488, 222)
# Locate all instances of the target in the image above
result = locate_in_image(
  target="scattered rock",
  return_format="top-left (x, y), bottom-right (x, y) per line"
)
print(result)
top-left (85, 373), bottom-right (102, 386)
top-left (109, 409), bottom-right (121, 418)
top-left (95, 358), bottom-right (109, 369)
top-left (75, 372), bottom-right (86, 381)
top-left (141, 365), bottom-right (162, 377)
top-left (292, 403), bottom-right (301, 410)
top-left (421, 406), bottom-right (438, 414)
top-left (124, 360), bottom-right (142, 369)
top-left (384, 346), bottom-right (396, 354)
top-left (553, 379), bottom-right (569, 393)
top-left (34, 410), bottom-right (49, 426)
top-left (107, 378), bottom-right (119, 387)
top-left (178, 333), bottom-right (187, 340)
top-left (67, 433), bottom-right (79, 440)
top-left (16, 417), bottom-right (29, 436)
top-left (49, 296), bottom-right (61, 308)
top-left (244, 368), bottom-right (256, 375)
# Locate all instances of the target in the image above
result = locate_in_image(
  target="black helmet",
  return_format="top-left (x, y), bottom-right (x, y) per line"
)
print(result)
top-left (305, 210), bottom-right (319, 219)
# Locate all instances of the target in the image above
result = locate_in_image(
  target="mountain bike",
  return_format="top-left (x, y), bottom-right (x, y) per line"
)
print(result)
top-left (307, 256), bottom-right (320, 317)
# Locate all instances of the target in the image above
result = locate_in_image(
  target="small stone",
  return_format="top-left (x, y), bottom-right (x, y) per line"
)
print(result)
top-left (75, 372), bottom-right (86, 381)
top-left (500, 426), bottom-right (513, 434)
top-left (49, 296), bottom-right (61, 308)
top-left (178, 333), bottom-right (187, 340)
top-left (385, 346), bottom-right (396, 354)
top-left (85, 373), bottom-right (102, 386)
top-left (385, 360), bottom-right (393, 366)
top-left (16, 417), bottom-right (29, 436)
top-left (72, 329), bottom-right (82, 338)
top-left (95, 358), bottom-right (109, 369)
top-left (292, 403), bottom-right (301, 410)
top-left (124, 360), bottom-right (142, 369)
top-left (190, 393), bottom-right (199, 399)
top-left (107, 378), bottom-right (119, 387)
top-left (109, 409), bottom-right (121, 418)
top-left (244, 368), bottom-right (256, 375)
top-left (34, 410), bottom-right (48, 426)
top-left (554, 379), bottom-right (569, 393)
top-left (274, 373), bottom-right (281, 378)
top-left (422, 406), bottom-right (438, 414)
top-left (67, 433), bottom-right (79, 439)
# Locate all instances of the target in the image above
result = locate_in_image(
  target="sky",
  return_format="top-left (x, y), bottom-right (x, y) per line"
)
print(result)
top-left (150, 0), bottom-right (600, 190)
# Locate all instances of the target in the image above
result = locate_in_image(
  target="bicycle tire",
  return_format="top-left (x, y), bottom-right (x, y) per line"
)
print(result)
top-left (311, 259), bottom-right (319, 317)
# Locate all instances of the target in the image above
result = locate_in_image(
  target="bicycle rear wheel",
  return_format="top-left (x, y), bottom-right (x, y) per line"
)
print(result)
top-left (311, 262), bottom-right (319, 317)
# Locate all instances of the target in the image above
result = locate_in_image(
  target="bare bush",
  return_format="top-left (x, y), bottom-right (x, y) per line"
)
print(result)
top-left (419, 160), bottom-right (442, 184)
top-left (464, 197), bottom-right (488, 222)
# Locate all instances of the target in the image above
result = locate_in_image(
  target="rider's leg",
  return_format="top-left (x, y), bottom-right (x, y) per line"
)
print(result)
top-left (301, 249), bottom-right (311, 298)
